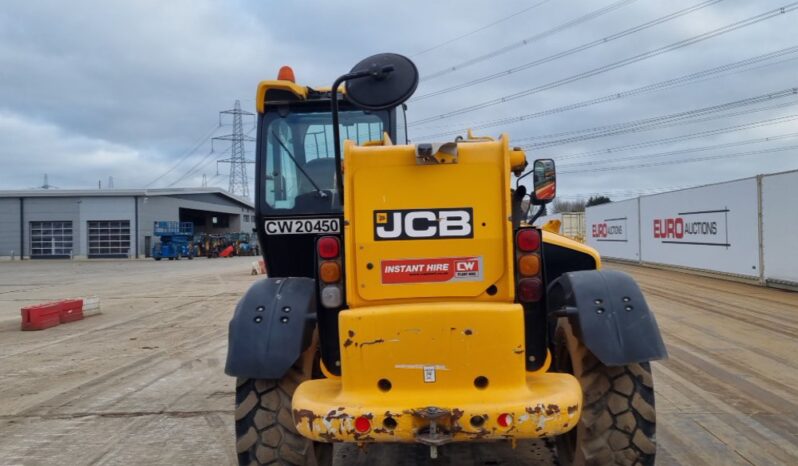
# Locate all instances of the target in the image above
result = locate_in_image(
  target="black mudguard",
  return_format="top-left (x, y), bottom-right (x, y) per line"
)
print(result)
top-left (225, 277), bottom-right (317, 379)
top-left (547, 270), bottom-right (667, 366)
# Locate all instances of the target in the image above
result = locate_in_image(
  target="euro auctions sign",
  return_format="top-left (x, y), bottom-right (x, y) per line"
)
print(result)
top-left (591, 217), bottom-right (627, 242)
top-left (653, 208), bottom-right (730, 247)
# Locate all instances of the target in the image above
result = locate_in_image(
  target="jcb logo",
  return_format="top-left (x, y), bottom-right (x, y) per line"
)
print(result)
top-left (374, 208), bottom-right (473, 241)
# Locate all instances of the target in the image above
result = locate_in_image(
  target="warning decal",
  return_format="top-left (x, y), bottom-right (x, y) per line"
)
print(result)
top-left (381, 256), bottom-right (483, 284)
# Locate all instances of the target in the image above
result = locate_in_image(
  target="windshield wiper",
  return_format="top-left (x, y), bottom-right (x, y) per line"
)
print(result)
top-left (271, 130), bottom-right (328, 198)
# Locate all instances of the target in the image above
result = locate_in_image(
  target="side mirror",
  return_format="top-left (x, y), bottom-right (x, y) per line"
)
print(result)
top-left (329, 53), bottom-right (419, 195)
top-left (531, 159), bottom-right (556, 204)
top-left (345, 53), bottom-right (419, 111)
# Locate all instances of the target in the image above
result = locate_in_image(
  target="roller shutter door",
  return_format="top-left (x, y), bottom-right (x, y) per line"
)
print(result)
top-left (30, 221), bottom-right (73, 258)
top-left (88, 220), bottom-right (131, 258)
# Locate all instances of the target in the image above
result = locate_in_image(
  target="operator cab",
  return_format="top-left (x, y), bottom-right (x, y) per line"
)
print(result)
top-left (255, 69), bottom-right (408, 278)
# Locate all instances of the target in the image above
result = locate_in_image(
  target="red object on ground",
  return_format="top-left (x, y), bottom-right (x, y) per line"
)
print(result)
top-left (21, 302), bottom-right (62, 331)
top-left (58, 299), bottom-right (84, 323)
top-left (220, 245), bottom-right (235, 257)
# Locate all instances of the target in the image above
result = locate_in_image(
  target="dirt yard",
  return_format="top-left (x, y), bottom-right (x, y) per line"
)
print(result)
top-left (0, 258), bottom-right (795, 465)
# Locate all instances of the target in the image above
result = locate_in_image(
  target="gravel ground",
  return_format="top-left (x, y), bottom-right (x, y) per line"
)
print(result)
top-left (0, 258), bottom-right (795, 465)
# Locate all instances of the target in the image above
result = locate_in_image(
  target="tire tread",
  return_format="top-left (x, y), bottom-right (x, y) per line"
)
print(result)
top-left (235, 362), bottom-right (331, 466)
top-left (556, 321), bottom-right (657, 466)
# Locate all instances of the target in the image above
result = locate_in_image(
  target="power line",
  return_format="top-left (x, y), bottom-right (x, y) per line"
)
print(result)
top-left (559, 144), bottom-right (798, 174)
top-left (413, 0), bottom-right (722, 101)
top-left (517, 88), bottom-right (798, 149)
top-left (409, 3), bottom-right (798, 127)
top-left (168, 124), bottom-right (257, 188)
top-left (412, 46), bottom-right (798, 139)
top-left (558, 131), bottom-right (798, 168)
top-left (554, 185), bottom-right (694, 199)
top-left (518, 93), bottom-right (798, 145)
top-left (411, 0), bottom-right (552, 58)
top-left (421, 0), bottom-right (638, 81)
top-left (550, 108), bottom-right (798, 161)
top-left (166, 147), bottom-right (225, 188)
top-left (144, 123), bottom-right (220, 187)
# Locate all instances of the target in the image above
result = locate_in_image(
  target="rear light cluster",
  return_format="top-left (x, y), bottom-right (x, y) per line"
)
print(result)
top-left (515, 228), bottom-right (543, 303)
top-left (317, 236), bottom-right (343, 308)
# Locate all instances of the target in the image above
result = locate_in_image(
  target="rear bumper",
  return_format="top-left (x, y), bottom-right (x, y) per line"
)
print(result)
top-left (292, 302), bottom-right (582, 443)
top-left (294, 372), bottom-right (581, 443)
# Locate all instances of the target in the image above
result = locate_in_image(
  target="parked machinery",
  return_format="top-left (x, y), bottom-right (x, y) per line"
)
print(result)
top-left (194, 232), bottom-right (258, 258)
top-left (151, 221), bottom-right (194, 261)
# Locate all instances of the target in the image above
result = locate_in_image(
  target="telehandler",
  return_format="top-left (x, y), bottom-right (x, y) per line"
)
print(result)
top-left (226, 53), bottom-right (666, 465)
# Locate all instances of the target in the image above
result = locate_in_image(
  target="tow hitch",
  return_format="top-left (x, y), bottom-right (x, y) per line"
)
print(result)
top-left (412, 407), bottom-right (457, 458)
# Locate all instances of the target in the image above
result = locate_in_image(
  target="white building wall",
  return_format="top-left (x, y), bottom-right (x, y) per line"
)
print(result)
top-left (639, 178), bottom-right (760, 277)
top-left (585, 198), bottom-right (640, 262)
top-left (761, 170), bottom-right (798, 285)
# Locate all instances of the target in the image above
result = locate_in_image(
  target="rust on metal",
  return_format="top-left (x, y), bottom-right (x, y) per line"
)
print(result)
top-left (293, 408), bottom-right (320, 432)
top-left (526, 405), bottom-right (544, 415)
top-left (343, 338), bottom-right (353, 348)
top-left (359, 338), bottom-right (385, 347)
top-left (318, 431), bottom-right (341, 443)
top-left (545, 404), bottom-right (561, 416)
top-left (324, 407), bottom-right (350, 420)
top-left (409, 406), bottom-right (450, 420)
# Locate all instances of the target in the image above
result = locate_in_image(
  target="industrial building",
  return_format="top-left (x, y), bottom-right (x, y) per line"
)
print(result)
top-left (0, 188), bottom-right (255, 259)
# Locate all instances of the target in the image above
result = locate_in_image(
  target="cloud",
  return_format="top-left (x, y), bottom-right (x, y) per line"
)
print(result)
top-left (0, 110), bottom-right (166, 188)
top-left (0, 0), bottom-right (796, 198)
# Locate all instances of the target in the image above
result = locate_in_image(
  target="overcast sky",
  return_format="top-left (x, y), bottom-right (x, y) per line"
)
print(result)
top-left (1, 0), bottom-right (796, 200)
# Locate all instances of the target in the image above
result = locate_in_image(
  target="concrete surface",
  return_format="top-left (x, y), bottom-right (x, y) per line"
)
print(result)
top-left (0, 258), bottom-right (796, 465)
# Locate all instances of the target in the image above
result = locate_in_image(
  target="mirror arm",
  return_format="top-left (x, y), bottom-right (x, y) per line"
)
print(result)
top-left (528, 204), bottom-right (546, 226)
top-left (331, 70), bottom-right (372, 197)
top-left (514, 167), bottom-right (533, 189)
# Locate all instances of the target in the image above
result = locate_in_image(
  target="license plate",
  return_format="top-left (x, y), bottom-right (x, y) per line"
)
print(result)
top-left (264, 218), bottom-right (341, 235)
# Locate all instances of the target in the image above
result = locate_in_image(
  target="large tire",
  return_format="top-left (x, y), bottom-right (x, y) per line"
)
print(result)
top-left (234, 354), bottom-right (332, 465)
top-left (553, 319), bottom-right (657, 466)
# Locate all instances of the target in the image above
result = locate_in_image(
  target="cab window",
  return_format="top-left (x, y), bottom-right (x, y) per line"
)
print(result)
top-left (262, 109), bottom-right (387, 213)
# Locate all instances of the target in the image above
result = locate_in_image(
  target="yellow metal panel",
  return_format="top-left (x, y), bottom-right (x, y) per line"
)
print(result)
top-left (292, 302), bottom-right (582, 443)
top-left (542, 230), bottom-right (602, 269)
top-left (255, 80), bottom-right (308, 113)
top-left (342, 136), bottom-right (519, 307)
top-left (339, 303), bottom-right (526, 391)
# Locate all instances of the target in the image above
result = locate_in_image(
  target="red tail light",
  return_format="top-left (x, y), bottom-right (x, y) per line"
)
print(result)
top-left (354, 416), bottom-right (372, 433)
top-left (516, 229), bottom-right (540, 252)
top-left (317, 236), bottom-right (340, 259)
top-left (497, 413), bottom-right (513, 427)
top-left (518, 278), bottom-right (543, 303)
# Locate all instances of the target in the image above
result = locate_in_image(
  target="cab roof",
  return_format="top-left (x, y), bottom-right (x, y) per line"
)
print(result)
top-left (256, 80), bottom-right (345, 113)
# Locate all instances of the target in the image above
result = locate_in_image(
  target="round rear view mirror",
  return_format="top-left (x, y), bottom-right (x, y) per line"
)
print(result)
top-left (345, 53), bottom-right (419, 111)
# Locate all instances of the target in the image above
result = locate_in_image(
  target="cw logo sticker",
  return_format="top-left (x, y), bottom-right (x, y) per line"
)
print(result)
top-left (374, 208), bottom-right (473, 241)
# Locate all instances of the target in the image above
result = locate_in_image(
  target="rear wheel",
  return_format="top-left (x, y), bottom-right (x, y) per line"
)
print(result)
top-left (553, 319), bottom-right (657, 466)
top-left (235, 344), bottom-right (332, 466)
